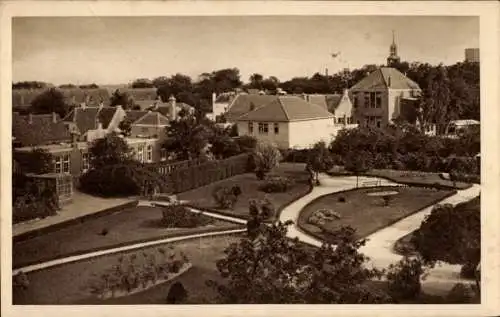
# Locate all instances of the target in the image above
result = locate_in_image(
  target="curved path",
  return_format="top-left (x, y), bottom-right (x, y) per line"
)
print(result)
top-left (14, 174), bottom-right (480, 296)
top-left (278, 173), bottom-right (481, 295)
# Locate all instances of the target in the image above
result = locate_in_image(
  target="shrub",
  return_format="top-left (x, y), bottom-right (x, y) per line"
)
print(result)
top-left (386, 256), bottom-right (424, 301)
top-left (166, 281), bottom-right (188, 304)
top-left (161, 204), bottom-right (213, 228)
top-left (80, 162), bottom-right (164, 197)
top-left (259, 176), bottom-right (294, 193)
top-left (252, 141), bottom-right (282, 179)
top-left (308, 209), bottom-right (341, 226)
top-left (212, 186), bottom-right (240, 209)
top-left (248, 197), bottom-right (276, 221)
top-left (446, 283), bottom-right (475, 303)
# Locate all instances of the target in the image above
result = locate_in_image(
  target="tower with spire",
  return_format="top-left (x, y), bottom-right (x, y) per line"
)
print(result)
top-left (387, 30), bottom-right (401, 67)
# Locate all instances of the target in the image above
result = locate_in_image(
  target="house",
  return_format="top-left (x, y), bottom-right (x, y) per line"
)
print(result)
top-left (147, 96), bottom-right (195, 120)
top-left (218, 93), bottom-right (280, 122)
top-left (350, 67), bottom-right (421, 128)
top-left (235, 96), bottom-right (344, 149)
top-left (299, 90), bottom-right (355, 125)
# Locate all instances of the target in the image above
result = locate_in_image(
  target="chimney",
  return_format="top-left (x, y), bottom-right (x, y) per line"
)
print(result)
top-left (52, 112), bottom-right (57, 123)
top-left (212, 92), bottom-right (217, 106)
top-left (169, 95), bottom-right (176, 121)
top-left (28, 113), bottom-right (33, 124)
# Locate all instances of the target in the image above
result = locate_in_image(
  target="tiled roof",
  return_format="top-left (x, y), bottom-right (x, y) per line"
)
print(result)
top-left (12, 88), bottom-right (110, 108)
top-left (351, 67), bottom-right (421, 90)
top-left (13, 113), bottom-right (72, 146)
top-left (237, 96), bottom-right (334, 122)
top-left (108, 88), bottom-right (158, 101)
top-left (133, 111), bottom-right (170, 126)
top-left (225, 94), bottom-right (279, 121)
top-left (153, 102), bottom-right (194, 119)
top-left (97, 107), bottom-right (118, 128)
top-left (134, 100), bottom-right (157, 110)
top-left (62, 107), bottom-right (100, 135)
top-left (125, 110), bottom-right (149, 123)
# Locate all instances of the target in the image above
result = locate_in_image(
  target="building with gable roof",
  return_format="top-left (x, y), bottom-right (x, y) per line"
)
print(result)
top-left (350, 67), bottom-right (421, 128)
top-left (235, 96), bottom-right (351, 149)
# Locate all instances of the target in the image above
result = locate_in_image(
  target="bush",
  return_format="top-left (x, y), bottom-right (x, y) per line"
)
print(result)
top-left (80, 163), bottom-right (165, 197)
top-left (212, 186), bottom-right (241, 209)
top-left (386, 256), bottom-right (424, 301)
top-left (259, 176), bottom-right (294, 193)
top-left (446, 283), bottom-right (475, 303)
top-left (166, 281), bottom-right (188, 304)
top-left (308, 209), bottom-right (341, 226)
top-left (249, 197), bottom-right (276, 220)
top-left (161, 204), bottom-right (213, 228)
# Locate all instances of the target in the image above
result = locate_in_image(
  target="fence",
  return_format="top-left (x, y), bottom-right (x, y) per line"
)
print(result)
top-left (148, 154), bottom-right (251, 194)
top-left (145, 157), bottom-right (206, 176)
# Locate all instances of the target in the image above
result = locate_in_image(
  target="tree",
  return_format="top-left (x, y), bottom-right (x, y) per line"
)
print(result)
top-left (163, 114), bottom-right (212, 161)
top-left (109, 89), bottom-right (135, 109)
top-left (131, 78), bottom-right (154, 88)
top-left (344, 150), bottom-right (372, 188)
top-left (412, 200), bottom-right (480, 276)
top-left (118, 119), bottom-right (133, 137)
top-left (210, 134), bottom-right (241, 159)
top-left (89, 133), bottom-right (133, 169)
top-left (59, 84), bottom-right (77, 89)
top-left (13, 81), bottom-right (50, 90)
top-left (154, 74), bottom-right (193, 102)
top-left (31, 88), bottom-right (70, 118)
top-left (79, 83), bottom-right (99, 89)
top-left (14, 148), bottom-right (53, 174)
top-left (208, 222), bottom-right (389, 304)
top-left (249, 73), bottom-right (264, 89)
top-left (251, 141), bottom-right (282, 180)
top-left (386, 256), bottom-right (425, 301)
top-left (306, 141), bottom-right (335, 185)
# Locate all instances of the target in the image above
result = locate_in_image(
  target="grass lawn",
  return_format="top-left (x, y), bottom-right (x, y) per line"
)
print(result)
top-left (328, 166), bottom-right (472, 189)
top-left (178, 163), bottom-right (311, 220)
top-left (13, 205), bottom-right (242, 269)
top-left (298, 186), bottom-right (455, 242)
top-left (14, 234), bottom-right (241, 305)
top-left (393, 196), bottom-right (481, 256)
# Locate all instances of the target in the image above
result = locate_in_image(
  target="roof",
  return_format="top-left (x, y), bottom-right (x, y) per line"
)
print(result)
top-left (153, 102), bottom-right (194, 118)
top-left (237, 96), bottom-right (334, 122)
top-left (13, 113), bottom-right (72, 147)
top-left (62, 107), bottom-right (100, 135)
top-left (351, 67), bottom-right (421, 90)
top-left (125, 110), bottom-right (149, 123)
top-left (12, 88), bottom-right (110, 108)
top-left (133, 111), bottom-right (170, 126)
top-left (450, 119), bottom-right (480, 126)
top-left (134, 100), bottom-right (157, 110)
top-left (108, 88), bottom-right (157, 101)
top-left (225, 94), bottom-right (279, 121)
top-left (97, 107), bottom-right (118, 128)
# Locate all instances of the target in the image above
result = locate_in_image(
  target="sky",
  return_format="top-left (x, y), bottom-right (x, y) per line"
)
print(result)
top-left (12, 16), bottom-right (479, 85)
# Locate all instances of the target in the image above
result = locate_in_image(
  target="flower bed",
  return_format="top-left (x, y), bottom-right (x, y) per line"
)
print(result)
top-left (87, 246), bottom-right (192, 299)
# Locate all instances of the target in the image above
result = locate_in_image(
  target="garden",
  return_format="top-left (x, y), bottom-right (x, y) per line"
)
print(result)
top-left (13, 204), bottom-right (242, 269)
top-left (297, 185), bottom-right (456, 243)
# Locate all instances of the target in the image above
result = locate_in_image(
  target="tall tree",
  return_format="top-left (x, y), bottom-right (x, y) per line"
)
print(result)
top-left (163, 114), bottom-right (212, 161)
top-left (307, 141), bottom-right (335, 185)
top-left (31, 88), bottom-right (70, 118)
top-left (109, 89), bottom-right (135, 109)
top-left (89, 133), bottom-right (133, 169)
top-left (249, 73), bottom-right (264, 89)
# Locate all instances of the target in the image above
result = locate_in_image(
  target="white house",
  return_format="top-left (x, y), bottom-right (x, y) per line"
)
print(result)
top-left (235, 96), bottom-right (348, 149)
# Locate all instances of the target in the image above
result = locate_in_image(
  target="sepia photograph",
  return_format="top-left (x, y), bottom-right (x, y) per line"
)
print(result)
top-left (1, 1), bottom-right (499, 316)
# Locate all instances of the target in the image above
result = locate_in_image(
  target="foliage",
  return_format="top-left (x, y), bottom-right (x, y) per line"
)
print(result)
top-left (235, 136), bottom-right (258, 153)
top-left (30, 87), bottom-right (70, 118)
top-left (446, 283), bottom-right (477, 304)
top-left (118, 119), bottom-right (133, 137)
top-left (13, 81), bottom-right (50, 90)
top-left (79, 83), bottom-right (99, 89)
top-left (259, 176), bottom-right (294, 193)
top-left (248, 196), bottom-right (276, 221)
top-left (252, 141), bottom-right (282, 180)
top-left (89, 133), bottom-right (133, 169)
top-left (210, 134), bottom-right (241, 159)
top-left (166, 282), bottom-right (188, 304)
top-left (208, 222), bottom-right (390, 304)
top-left (386, 256), bottom-right (425, 301)
top-left (79, 162), bottom-right (164, 197)
top-left (212, 186), bottom-right (242, 209)
top-left (88, 247), bottom-right (190, 298)
top-left (131, 78), bottom-right (155, 88)
top-left (109, 89), bottom-right (135, 109)
top-left (161, 203), bottom-right (213, 228)
top-left (308, 209), bottom-right (341, 227)
top-left (344, 150), bottom-right (373, 187)
top-left (306, 141), bottom-right (336, 184)
top-left (13, 148), bottom-right (53, 174)
top-left (412, 200), bottom-right (480, 269)
top-left (164, 114), bottom-right (213, 161)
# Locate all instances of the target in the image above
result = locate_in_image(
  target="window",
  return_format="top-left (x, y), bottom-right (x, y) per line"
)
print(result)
top-left (82, 152), bottom-right (90, 172)
top-left (137, 145), bottom-right (144, 162)
top-left (146, 145), bottom-right (153, 162)
top-left (274, 123), bottom-right (279, 134)
top-left (248, 122), bottom-right (254, 134)
top-left (370, 92), bottom-right (376, 108)
top-left (258, 123), bottom-right (269, 134)
top-left (364, 93), bottom-right (370, 108)
top-left (376, 92), bottom-right (382, 108)
top-left (160, 148), bottom-right (167, 162)
top-left (337, 117), bottom-right (345, 124)
top-left (54, 154), bottom-right (71, 174)
top-left (353, 93), bottom-right (359, 108)
top-left (376, 120), bottom-right (381, 128)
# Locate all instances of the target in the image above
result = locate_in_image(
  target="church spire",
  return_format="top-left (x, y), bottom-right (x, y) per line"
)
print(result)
top-left (387, 30), bottom-right (400, 67)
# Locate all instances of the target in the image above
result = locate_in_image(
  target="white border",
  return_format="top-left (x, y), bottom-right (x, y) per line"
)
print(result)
top-left (1, 1), bottom-right (499, 317)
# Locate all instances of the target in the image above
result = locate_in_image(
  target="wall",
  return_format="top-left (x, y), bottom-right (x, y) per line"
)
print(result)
top-left (350, 89), bottom-right (387, 127)
top-left (387, 89), bottom-right (417, 123)
top-left (236, 121), bottom-right (290, 149)
top-left (288, 118), bottom-right (337, 149)
top-left (130, 125), bottom-right (165, 139)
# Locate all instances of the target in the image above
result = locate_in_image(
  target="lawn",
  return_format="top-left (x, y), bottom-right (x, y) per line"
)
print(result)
top-left (13, 234), bottom-right (242, 305)
top-left (298, 186), bottom-right (455, 242)
top-left (178, 163), bottom-right (311, 220)
top-left (393, 196), bottom-right (481, 256)
top-left (13, 205), bottom-right (242, 269)
top-left (328, 166), bottom-right (472, 189)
